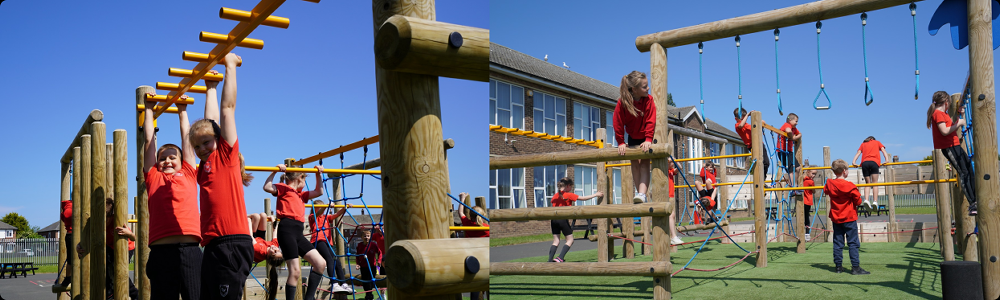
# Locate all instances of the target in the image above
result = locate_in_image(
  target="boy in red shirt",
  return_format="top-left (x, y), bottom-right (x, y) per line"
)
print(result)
top-left (777, 113), bottom-right (802, 195)
top-left (824, 159), bottom-right (869, 275)
top-left (803, 170), bottom-right (816, 241)
top-left (695, 162), bottom-right (718, 224)
top-left (548, 178), bottom-right (604, 262)
top-left (734, 108), bottom-right (770, 180)
top-left (53, 200), bottom-right (74, 292)
top-left (355, 230), bottom-right (383, 300)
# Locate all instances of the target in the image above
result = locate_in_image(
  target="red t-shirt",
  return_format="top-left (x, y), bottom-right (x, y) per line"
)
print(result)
top-left (858, 140), bottom-right (885, 165)
top-left (668, 168), bottom-right (676, 198)
top-left (699, 167), bottom-right (717, 185)
top-left (253, 237), bottom-right (279, 263)
top-left (308, 214), bottom-right (334, 243)
top-left (825, 178), bottom-right (862, 224)
top-left (551, 191), bottom-right (579, 207)
top-left (275, 183), bottom-right (311, 222)
top-left (776, 123), bottom-right (800, 152)
top-left (146, 162), bottom-right (201, 244)
top-left (61, 201), bottom-right (73, 234)
top-left (460, 215), bottom-right (490, 238)
top-left (106, 220), bottom-right (136, 251)
top-left (803, 177), bottom-right (815, 206)
top-left (372, 230), bottom-right (385, 265)
top-left (197, 138), bottom-right (250, 246)
top-left (613, 95), bottom-right (656, 146)
top-left (735, 119), bottom-right (752, 148)
top-left (931, 110), bottom-right (961, 149)
top-left (356, 241), bottom-right (382, 267)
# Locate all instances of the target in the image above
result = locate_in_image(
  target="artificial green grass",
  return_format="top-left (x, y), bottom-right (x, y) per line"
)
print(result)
top-left (490, 239), bottom-right (945, 299)
top-left (491, 231), bottom-right (590, 247)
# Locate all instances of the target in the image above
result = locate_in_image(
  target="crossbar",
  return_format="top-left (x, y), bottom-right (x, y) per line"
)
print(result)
top-left (293, 135), bottom-right (380, 166)
top-left (489, 202), bottom-right (670, 222)
top-left (489, 125), bottom-right (603, 148)
top-left (490, 144), bottom-right (669, 170)
top-left (61, 110), bottom-right (104, 163)
top-left (764, 178), bottom-right (957, 191)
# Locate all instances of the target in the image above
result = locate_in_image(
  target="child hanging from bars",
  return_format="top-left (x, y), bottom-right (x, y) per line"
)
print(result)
top-left (263, 164), bottom-right (328, 300)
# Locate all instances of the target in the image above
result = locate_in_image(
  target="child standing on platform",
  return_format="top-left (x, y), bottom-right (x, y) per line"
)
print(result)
top-left (734, 108), bottom-right (770, 180)
top-left (852, 136), bottom-right (890, 210)
top-left (927, 91), bottom-right (977, 215)
top-left (825, 159), bottom-right (869, 275)
top-left (263, 164), bottom-right (328, 300)
top-left (548, 178), bottom-right (604, 262)
top-left (777, 113), bottom-right (802, 194)
top-left (614, 71), bottom-right (656, 204)
top-left (308, 200), bottom-right (354, 294)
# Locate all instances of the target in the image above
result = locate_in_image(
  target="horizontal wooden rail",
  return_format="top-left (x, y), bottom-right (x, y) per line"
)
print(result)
top-left (375, 15), bottom-right (489, 81)
top-left (385, 238), bottom-right (488, 295)
top-left (156, 82), bottom-right (208, 93)
top-left (677, 220), bottom-right (728, 232)
top-left (762, 123), bottom-right (788, 138)
top-left (293, 135), bottom-right (380, 166)
top-left (635, 0), bottom-right (922, 51)
top-left (589, 230), bottom-right (645, 242)
top-left (764, 178), bottom-right (957, 192)
top-left (128, 217), bottom-right (484, 231)
top-left (490, 144), bottom-right (668, 170)
top-left (489, 125), bottom-right (603, 148)
top-left (491, 262), bottom-right (671, 276)
top-left (61, 109), bottom-right (103, 163)
top-left (489, 202), bottom-right (670, 222)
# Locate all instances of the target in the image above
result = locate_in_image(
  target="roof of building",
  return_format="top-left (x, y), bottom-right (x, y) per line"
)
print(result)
top-left (0, 221), bottom-right (14, 230)
top-left (39, 221), bottom-right (59, 233)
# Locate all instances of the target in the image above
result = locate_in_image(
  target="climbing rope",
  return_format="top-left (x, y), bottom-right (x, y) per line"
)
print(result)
top-left (814, 21), bottom-right (832, 110)
top-left (667, 154), bottom-right (752, 253)
top-left (774, 28), bottom-right (784, 116)
top-left (699, 42), bottom-right (706, 123)
top-left (736, 35), bottom-right (744, 111)
top-left (861, 13), bottom-right (875, 106)
top-left (911, 2), bottom-right (920, 100)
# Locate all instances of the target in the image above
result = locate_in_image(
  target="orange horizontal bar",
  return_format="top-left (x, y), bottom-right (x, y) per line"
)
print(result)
top-left (136, 104), bottom-right (179, 114)
top-left (673, 153), bottom-right (750, 163)
top-left (451, 226), bottom-right (489, 231)
top-left (200, 31), bottom-right (264, 50)
top-left (157, 82), bottom-right (208, 93)
top-left (293, 136), bottom-right (380, 166)
top-left (220, 7), bottom-right (289, 29)
top-left (489, 125), bottom-right (602, 148)
top-left (146, 94), bottom-right (195, 105)
top-left (169, 68), bottom-right (225, 81)
top-left (762, 123), bottom-right (788, 138)
top-left (181, 51), bottom-right (241, 67)
top-left (881, 160), bottom-right (932, 166)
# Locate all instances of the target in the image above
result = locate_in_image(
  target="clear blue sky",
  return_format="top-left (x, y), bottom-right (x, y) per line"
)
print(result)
top-left (492, 0), bottom-right (996, 168)
top-left (0, 1), bottom-right (487, 229)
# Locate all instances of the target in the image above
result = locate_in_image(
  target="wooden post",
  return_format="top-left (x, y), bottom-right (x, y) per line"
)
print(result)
top-left (795, 137), bottom-right (805, 253)
top-left (824, 147), bottom-right (832, 242)
top-left (112, 130), bottom-right (128, 300)
top-left (374, 16), bottom-right (489, 82)
top-left (886, 165), bottom-right (897, 243)
top-left (619, 162), bottom-right (635, 259)
top-left (595, 128), bottom-right (612, 262)
top-left (951, 94), bottom-right (978, 260)
top-left (58, 162), bottom-right (70, 300)
top-left (968, 0), bottom-right (1000, 295)
top-left (80, 135), bottom-right (92, 300)
top-left (135, 86), bottom-right (153, 300)
top-left (751, 111), bottom-right (766, 267)
top-left (648, 42), bottom-right (671, 300)
top-left (718, 143), bottom-right (729, 227)
top-left (373, 1), bottom-right (454, 299)
top-left (777, 194), bottom-right (784, 243)
top-left (332, 180), bottom-right (348, 272)
top-left (932, 150), bottom-right (955, 261)
top-left (90, 122), bottom-right (107, 300)
top-left (384, 238), bottom-right (489, 295)
top-left (264, 198), bottom-right (278, 300)
top-left (72, 147), bottom-right (83, 299)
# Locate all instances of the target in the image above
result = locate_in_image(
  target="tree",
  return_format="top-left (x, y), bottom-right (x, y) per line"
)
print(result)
top-left (667, 93), bottom-right (676, 107)
top-left (1, 212), bottom-right (35, 239)
top-left (919, 155), bottom-right (933, 166)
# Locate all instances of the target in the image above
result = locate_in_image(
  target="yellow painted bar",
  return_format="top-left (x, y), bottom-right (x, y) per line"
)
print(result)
top-left (181, 51), bottom-right (243, 67)
top-left (136, 104), bottom-right (179, 114)
top-left (605, 163), bottom-right (630, 168)
top-left (489, 125), bottom-right (603, 148)
top-left (450, 226), bottom-right (489, 231)
top-left (220, 7), bottom-right (290, 29)
top-left (762, 123), bottom-right (788, 137)
top-left (243, 165), bottom-right (380, 175)
top-left (293, 135), bottom-right (380, 166)
top-left (764, 178), bottom-right (957, 192)
top-left (145, 94), bottom-right (195, 105)
top-left (157, 82), bottom-right (208, 94)
top-left (200, 31), bottom-right (264, 50)
top-left (676, 180), bottom-right (773, 189)
top-left (801, 160), bottom-right (931, 170)
top-left (305, 204), bottom-right (383, 209)
top-left (673, 153), bottom-right (750, 163)
top-left (169, 68), bottom-right (225, 81)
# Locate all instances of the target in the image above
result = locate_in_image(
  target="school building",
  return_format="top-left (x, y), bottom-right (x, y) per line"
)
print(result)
top-left (489, 43), bottom-right (752, 238)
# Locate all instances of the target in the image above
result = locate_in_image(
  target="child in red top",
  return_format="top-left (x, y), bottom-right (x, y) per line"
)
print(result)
top-left (852, 136), bottom-right (890, 210)
top-left (76, 197), bottom-right (139, 299)
top-left (777, 113), bottom-right (802, 194)
top-left (142, 90), bottom-right (203, 299)
top-left (695, 162), bottom-right (719, 224)
top-left (548, 177), bottom-right (603, 263)
top-left (927, 91), bottom-right (976, 215)
top-left (355, 230), bottom-right (383, 300)
top-left (53, 200), bottom-right (74, 291)
top-left (824, 159), bottom-right (869, 275)
top-left (613, 71), bottom-right (655, 204)
top-left (263, 165), bottom-right (327, 300)
top-left (248, 213), bottom-right (283, 266)
top-left (458, 193), bottom-right (490, 238)
top-left (734, 108), bottom-right (770, 180)
top-left (803, 170), bottom-right (817, 240)
top-left (188, 53), bottom-right (254, 300)
top-left (307, 200), bottom-right (353, 294)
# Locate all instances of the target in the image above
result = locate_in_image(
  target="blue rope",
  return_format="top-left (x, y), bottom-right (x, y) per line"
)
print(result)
top-left (667, 155), bottom-right (751, 253)
top-left (736, 36), bottom-right (744, 112)
top-left (861, 13), bottom-right (875, 106)
top-left (447, 193), bottom-right (490, 222)
top-left (699, 42), bottom-right (706, 123)
top-left (248, 263), bottom-right (268, 294)
top-left (911, 2), bottom-right (920, 100)
top-left (774, 28), bottom-right (784, 116)
top-left (814, 21), bottom-right (832, 110)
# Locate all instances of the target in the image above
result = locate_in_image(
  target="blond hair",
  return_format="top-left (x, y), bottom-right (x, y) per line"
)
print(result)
top-left (471, 206), bottom-right (488, 226)
top-left (831, 159), bottom-right (849, 176)
top-left (926, 91), bottom-right (950, 129)
top-left (189, 119), bottom-right (254, 186)
top-left (157, 144), bottom-right (182, 161)
top-left (618, 71), bottom-right (647, 117)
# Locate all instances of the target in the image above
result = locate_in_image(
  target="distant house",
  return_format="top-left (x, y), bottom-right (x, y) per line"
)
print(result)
top-left (0, 221), bottom-right (16, 240)
top-left (39, 221), bottom-right (61, 239)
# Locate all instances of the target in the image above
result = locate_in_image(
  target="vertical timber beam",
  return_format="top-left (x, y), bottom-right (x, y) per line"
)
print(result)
top-left (113, 130), bottom-right (128, 300)
top-left (648, 43), bottom-right (672, 300)
top-left (81, 135), bottom-right (93, 300)
top-left (620, 164), bottom-right (635, 258)
top-left (933, 150), bottom-right (955, 261)
top-left (596, 128), bottom-right (612, 262)
top-left (968, 0), bottom-right (1000, 296)
top-left (373, 1), bottom-right (453, 299)
top-left (90, 123), bottom-right (107, 300)
top-left (59, 162), bottom-right (70, 300)
top-left (72, 147), bottom-right (84, 300)
top-left (135, 86), bottom-right (153, 300)
top-left (719, 143), bottom-right (729, 235)
top-left (752, 111), bottom-right (766, 267)
top-left (795, 134), bottom-right (805, 253)
top-left (953, 93), bottom-right (978, 260)
top-left (334, 184), bottom-right (348, 270)
top-left (623, 163), bottom-right (643, 255)
top-left (823, 147), bottom-right (832, 242)
top-left (886, 164), bottom-right (898, 242)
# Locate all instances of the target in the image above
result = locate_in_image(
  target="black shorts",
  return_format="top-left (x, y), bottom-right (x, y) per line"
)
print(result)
top-left (253, 230), bottom-right (265, 240)
top-left (698, 189), bottom-right (714, 198)
top-left (550, 219), bottom-right (572, 236)
top-left (861, 161), bottom-right (880, 177)
top-left (627, 137), bottom-right (645, 147)
top-left (149, 242), bottom-right (202, 300)
top-left (777, 151), bottom-right (796, 174)
top-left (276, 218), bottom-right (314, 260)
top-left (201, 235), bottom-right (253, 300)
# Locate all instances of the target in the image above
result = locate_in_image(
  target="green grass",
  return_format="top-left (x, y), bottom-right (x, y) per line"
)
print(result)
top-left (491, 231), bottom-right (589, 247)
top-left (491, 239), bottom-right (946, 299)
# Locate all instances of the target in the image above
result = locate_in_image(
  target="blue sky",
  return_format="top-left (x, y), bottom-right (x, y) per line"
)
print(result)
top-left (492, 0), bottom-right (996, 167)
top-left (0, 1), bottom-right (487, 229)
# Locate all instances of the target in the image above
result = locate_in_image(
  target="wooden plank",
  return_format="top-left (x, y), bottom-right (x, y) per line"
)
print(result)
top-left (384, 239), bottom-right (488, 295)
top-left (490, 144), bottom-right (669, 170)
top-left (953, 122), bottom-right (977, 260)
top-left (634, 0), bottom-right (922, 51)
top-left (58, 163), bottom-right (70, 300)
top-left (823, 147), bottom-right (833, 242)
top-left (795, 134), bottom-right (805, 253)
top-left (71, 147), bottom-right (82, 298)
top-left (677, 220), bottom-right (729, 232)
top-left (489, 202), bottom-right (671, 222)
top-left (859, 222), bottom-right (888, 243)
top-left (932, 150), bottom-right (954, 260)
top-left (648, 43), bottom-right (671, 300)
top-left (968, 0), bottom-right (999, 296)
top-left (134, 86), bottom-right (153, 300)
top-left (89, 122), bottom-right (107, 300)
top-left (751, 111), bottom-right (767, 267)
top-left (375, 16), bottom-right (489, 81)
top-left (61, 110), bottom-right (103, 163)
top-left (886, 164), bottom-right (897, 242)
top-left (112, 130), bottom-right (129, 300)
top-left (491, 262), bottom-right (671, 276)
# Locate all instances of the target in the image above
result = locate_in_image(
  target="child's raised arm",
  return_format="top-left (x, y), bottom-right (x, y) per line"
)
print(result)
top-left (262, 164), bottom-right (284, 195)
top-left (330, 203), bottom-right (353, 220)
top-left (308, 165), bottom-right (325, 199)
top-left (219, 53), bottom-right (241, 146)
top-left (203, 78), bottom-right (220, 123)
top-left (851, 150), bottom-right (862, 166)
top-left (578, 191), bottom-right (605, 201)
top-left (143, 94), bottom-right (158, 174)
top-left (177, 102), bottom-right (197, 166)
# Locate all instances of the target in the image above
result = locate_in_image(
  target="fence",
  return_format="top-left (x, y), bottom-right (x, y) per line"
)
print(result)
top-left (0, 238), bottom-right (60, 265)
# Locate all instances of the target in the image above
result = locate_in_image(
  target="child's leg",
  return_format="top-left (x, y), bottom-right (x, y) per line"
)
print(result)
top-left (869, 173), bottom-right (880, 204)
top-left (845, 221), bottom-right (861, 268)
top-left (302, 249), bottom-right (327, 300)
top-left (360, 264), bottom-right (375, 300)
top-left (549, 220), bottom-right (561, 262)
top-left (943, 147), bottom-right (978, 205)
top-left (629, 159), bottom-right (643, 195)
top-left (316, 241), bottom-right (338, 282)
top-left (558, 224), bottom-right (574, 260)
top-left (804, 205), bottom-right (812, 234)
top-left (832, 223), bottom-right (846, 267)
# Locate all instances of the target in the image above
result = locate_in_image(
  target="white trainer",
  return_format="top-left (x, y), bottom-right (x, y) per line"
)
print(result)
top-left (330, 283), bottom-right (351, 294)
top-left (805, 233), bottom-right (811, 241)
top-left (671, 236), bottom-right (684, 245)
top-left (633, 193), bottom-right (646, 204)
top-left (862, 200), bottom-right (872, 211)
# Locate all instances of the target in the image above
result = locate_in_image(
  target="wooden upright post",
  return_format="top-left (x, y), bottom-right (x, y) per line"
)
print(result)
top-left (932, 150), bottom-right (955, 261)
top-left (72, 147), bottom-right (83, 299)
top-left (886, 165), bottom-right (898, 242)
top-left (135, 86), bottom-right (153, 300)
top-left (89, 122), bottom-right (107, 300)
top-left (795, 134), bottom-right (805, 253)
top-left (58, 162), bottom-right (70, 300)
top-left (751, 112), bottom-right (766, 267)
top-left (332, 179), bottom-right (348, 271)
top-left (648, 42), bottom-right (672, 300)
top-left (620, 163), bottom-right (635, 259)
top-left (596, 128), bottom-right (612, 262)
top-left (373, 1), bottom-right (453, 299)
top-left (950, 94), bottom-right (978, 260)
top-left (80, 135), bottom-right (92, 300)
top-left (718, 143), bottom-right (729, 220)
top-left (968, 0), bottom-right (1000, 295)
top-left (824, 147), bottom-right (833, 242)
top-left (112, 130), bottom-right (128, 300)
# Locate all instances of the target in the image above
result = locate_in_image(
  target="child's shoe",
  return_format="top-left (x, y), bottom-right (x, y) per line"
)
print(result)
top-left (805, 233), bottom-right (810, 241)
top-left (850, 267), bottom-right (870, 275)
top-left (969, 202), bottom-right (978, 216)
top-left (633, 193), bottom-right (646, 204)
top-left (872, 201), bottom-right (879, 210)
top-left (553, 257), bottom-right (565, 263)
top-left (835, 265), bottom-right (844, 273)
top-left (670, 236), bottom-right (684, 245)
top-left (330, 283), bottom-right (351, 294)
top-left (862, 200), bottom-right (873, 211)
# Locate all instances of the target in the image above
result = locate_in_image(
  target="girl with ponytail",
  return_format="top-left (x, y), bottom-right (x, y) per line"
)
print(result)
top-left (612, 71), bottom-right (656, 204)
top-left (926, 91), bottom-right (977, 215)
